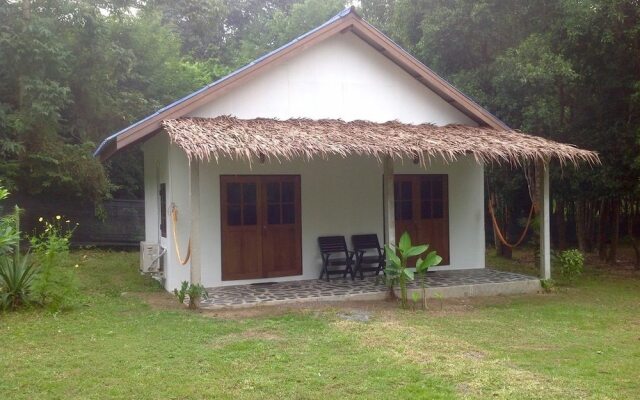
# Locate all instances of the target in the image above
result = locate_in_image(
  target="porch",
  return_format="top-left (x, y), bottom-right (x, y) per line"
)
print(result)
top-left (200, 268), bottom-right (540, 309)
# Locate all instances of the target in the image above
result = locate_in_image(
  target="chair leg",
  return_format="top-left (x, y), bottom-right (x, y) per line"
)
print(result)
top-left (320, 260), bottom-right (330, 281)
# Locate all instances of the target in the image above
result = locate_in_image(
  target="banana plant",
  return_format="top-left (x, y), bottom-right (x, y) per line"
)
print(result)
top-left (384, 231), bottom-right (441, 309)
top-left (415, 249), bottom-right (443, 310)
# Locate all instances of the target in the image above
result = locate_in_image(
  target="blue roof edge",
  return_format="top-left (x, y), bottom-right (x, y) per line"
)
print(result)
top-left (93, 6), bottom-right (357, 157)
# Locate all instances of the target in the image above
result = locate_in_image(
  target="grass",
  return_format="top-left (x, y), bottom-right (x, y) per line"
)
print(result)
top-left (1, 249), bottom-right (639, 399)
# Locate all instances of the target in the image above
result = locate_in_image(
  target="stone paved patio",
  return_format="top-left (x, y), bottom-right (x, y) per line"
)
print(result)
top-left (201, 269), bottom-right (539, 309)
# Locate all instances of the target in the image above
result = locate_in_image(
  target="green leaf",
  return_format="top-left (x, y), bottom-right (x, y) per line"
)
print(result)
top-left (398, 231), bottom-right (412, 252)
top-left (403, 269), bottom-right (414, 280)
top-left (405, 245), bottom-right (428, 258)
top-left (424, 251), bottom-right (443, 267)
top-left (385, 245), bottom-right (401, 268)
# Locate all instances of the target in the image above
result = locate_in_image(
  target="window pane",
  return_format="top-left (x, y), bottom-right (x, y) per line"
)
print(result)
top-left (242, 183), bottom-right (256, 203)
top-left (267, 204), bottom-right (281, 224)
top-left (420, 180), bottom-right (431, 200)
top-left (433, 177), bottom-right (444, 199)
top-left (243, 204), bottom-right (257, 225)
top-left (421, 201), bottom-right (432, 219)
top-left (401, 181), bottom-right (412, 199)
top-left (227, 183), bottom-right (241, 204)
top-left (282, 182), bottom-right (295, 202)
top-left (267, 182), bottom-right (280, 203)
top-left (394, 202), bottom-right (401, 220)
top-left (394, 181), bottom-right (400, 199)
top-left (282, 204), bottom-right (295, 224)
top-left (227, 205), bottom-right (241, 225)
top-left (401, 201), bottom-right (412, 220)
top-left (433, 201), bottom-right (444, 218)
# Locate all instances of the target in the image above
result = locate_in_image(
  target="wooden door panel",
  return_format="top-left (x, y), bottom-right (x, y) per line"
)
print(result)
top-left (222, 230), bottom-right (262, 280)
top-left (221, 177), bottom-right (262, 280)
top-left (394, 177), bottom-right (417, 244)
top-left (261, 176), bottom-right (302, 277)
top-left (394, 175), bottom-right (450, 265)
top-left (416, 175), bottom-right (449, 264)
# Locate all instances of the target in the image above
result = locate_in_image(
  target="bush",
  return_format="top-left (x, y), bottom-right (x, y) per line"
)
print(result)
top-left (557, 249), bottom-right (584, 283)
top-left (29, 216), bottom-right (81, 311)
top-left (0, 253), bottom-right (38, 310)
top-left (174, 281), bottom-right (208, 309)
top-left (0, 185), bottom-right (37, 310)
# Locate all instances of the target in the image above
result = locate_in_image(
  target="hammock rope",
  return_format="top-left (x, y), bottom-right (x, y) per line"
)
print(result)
top-left (488, 192), bottom-right (535, 249)
top-left (170, 205), bottom-right (191, 265)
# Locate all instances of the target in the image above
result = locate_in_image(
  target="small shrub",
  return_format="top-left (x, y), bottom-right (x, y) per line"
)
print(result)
top-left (173, 281), bottom-right (189, 304)
top-left (0, 186), bottom-right (36, 310)
top-left (29, 216), bottom-right (81, 311)
top-left (557, 249), bottom-right (584, 283)
top-left (540, 278), bottom-right (556, 293)
top-left (0, 253), bottom-right (38, 310)
top-left (174, 281), bottom-right (208, 309)
top-left (385, 231), bottom-right (442, 309)
top-left (186, 283), bottom-right (208, 310)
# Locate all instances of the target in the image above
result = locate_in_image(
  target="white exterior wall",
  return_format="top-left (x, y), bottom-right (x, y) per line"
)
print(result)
top-left (143, 30), bottom-right (488, 290)
top-left (189, 32), bottom-right (477, 126)
top-left (143, 133), bottom-right (192, 290)
top-left (192, 155), bottom-right (485, 288)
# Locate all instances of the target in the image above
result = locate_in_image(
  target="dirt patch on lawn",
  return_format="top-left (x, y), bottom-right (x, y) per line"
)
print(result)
top-left (124, 291), bottom-right (185, 311)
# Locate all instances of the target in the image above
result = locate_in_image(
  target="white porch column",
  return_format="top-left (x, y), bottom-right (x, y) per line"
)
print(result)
top-left (539, 160), bottom-right (551, 280)
top-left (189, 160), bottom-right (201, 285)
top-left (383, 156), bottom-right (395, 246)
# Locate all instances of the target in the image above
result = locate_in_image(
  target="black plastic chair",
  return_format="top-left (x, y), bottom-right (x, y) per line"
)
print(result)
top-left (318, 236), bottom-right (355, 281)
top-left (351, 234), bottom-right (386, 279)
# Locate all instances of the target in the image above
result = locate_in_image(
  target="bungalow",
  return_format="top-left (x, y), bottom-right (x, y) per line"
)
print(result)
top-left (95, 7), bottom-right (597, 292)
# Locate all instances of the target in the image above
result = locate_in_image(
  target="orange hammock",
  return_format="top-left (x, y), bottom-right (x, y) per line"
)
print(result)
top-left (488, 193), bottom-right (535, 249)
top-left (171, 206), bottom-right (191, 265)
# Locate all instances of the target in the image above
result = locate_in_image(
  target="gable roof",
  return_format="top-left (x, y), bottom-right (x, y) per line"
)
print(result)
top-left (94, 6), bottom-right (509, 160)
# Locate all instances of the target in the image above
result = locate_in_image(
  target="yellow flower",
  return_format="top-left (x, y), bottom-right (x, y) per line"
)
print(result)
top-left (56, 215), bottom-right (61, 220)
top-left (74, 264), bottom-right (79, 268)
top-left (38, 217), bottom-right (43, 222)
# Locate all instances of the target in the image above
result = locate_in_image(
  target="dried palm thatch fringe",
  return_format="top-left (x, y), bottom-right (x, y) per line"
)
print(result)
top-left (162, 116), bottom-right (600, 167)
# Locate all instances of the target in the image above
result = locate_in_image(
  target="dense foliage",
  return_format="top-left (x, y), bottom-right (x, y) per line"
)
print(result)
top-left (1, 0), bottom-right (638, 256)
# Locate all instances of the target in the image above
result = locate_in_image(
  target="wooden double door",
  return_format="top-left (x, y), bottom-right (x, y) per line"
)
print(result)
top-left (394, 174), bottom-right (450, 265)
top-left (221, 175), bottom-right (302, 280)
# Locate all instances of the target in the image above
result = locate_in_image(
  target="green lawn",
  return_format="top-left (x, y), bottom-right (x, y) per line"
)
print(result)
top-left (1, 249), bottom-right (639, 399)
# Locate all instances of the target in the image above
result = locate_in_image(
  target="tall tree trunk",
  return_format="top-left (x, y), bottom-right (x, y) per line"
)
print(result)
top-left (608, 198), bottom-right (620, 265)
top-left (627, 205), bottom-right (640, 269)
top-left (556, 199), bottom-right (567, 250)
top-left (576, 200), bottom-right (588, 252)
top-left (598, 200), bottom-right (609, 261)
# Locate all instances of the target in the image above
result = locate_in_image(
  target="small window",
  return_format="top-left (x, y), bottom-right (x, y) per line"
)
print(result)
top-left (159, 183), bottom-right (167, 238)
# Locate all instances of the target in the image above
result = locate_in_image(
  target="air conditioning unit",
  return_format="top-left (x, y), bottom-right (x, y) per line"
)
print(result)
top-left (140, 242), bottom-right (163, 273)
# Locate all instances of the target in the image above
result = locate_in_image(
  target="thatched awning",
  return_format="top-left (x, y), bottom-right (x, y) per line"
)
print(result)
top-left (162, 116), bottom-right (599, 166)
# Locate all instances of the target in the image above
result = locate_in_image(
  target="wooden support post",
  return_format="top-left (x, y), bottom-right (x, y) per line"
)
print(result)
top-left (383, 157), bottom-right (395, 246)
top-left (539, 160), bottom-right (551, 280)
top-left (190, 160), bottom-right (201, 285)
